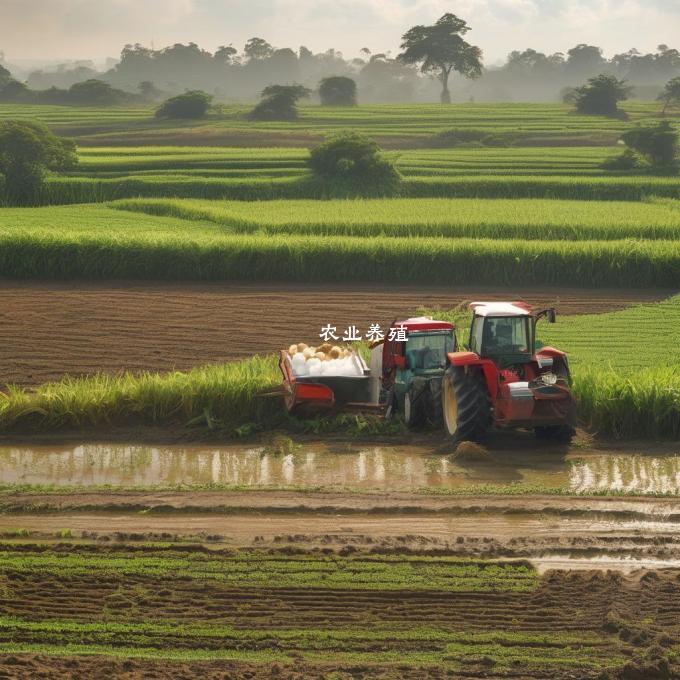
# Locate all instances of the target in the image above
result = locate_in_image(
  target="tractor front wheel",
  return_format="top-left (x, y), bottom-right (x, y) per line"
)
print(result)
top-left (534, 424), bottom-right (575, 443)
top-left (442, 366), bottom-right (491, 443)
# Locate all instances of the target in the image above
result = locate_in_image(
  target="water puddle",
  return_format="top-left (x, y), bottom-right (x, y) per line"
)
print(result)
top-left (534, 554), bottom-right (680, 574)
top-left (0, 442), bottom-right (677, 493)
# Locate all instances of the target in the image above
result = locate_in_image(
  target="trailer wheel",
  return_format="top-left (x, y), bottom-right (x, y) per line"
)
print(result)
top-left (442, 366), bottom-right (491, 443)
top-left (534, 424), bottom-right (575, 443)
top-left (403, 379), bottom-right (428, 429)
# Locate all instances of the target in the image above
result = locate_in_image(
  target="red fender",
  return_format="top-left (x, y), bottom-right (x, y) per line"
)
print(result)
top-left (534, 346), bottom-right (567, 359)
top-left (446, 351), bottom-right (500, 400)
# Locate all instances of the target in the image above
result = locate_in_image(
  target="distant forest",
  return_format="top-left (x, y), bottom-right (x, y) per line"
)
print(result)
top-left (2, 39), bottom-right (680, 104)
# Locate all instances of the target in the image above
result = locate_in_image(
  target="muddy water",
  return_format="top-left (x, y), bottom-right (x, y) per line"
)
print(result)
top-left (0, 442), bottom-right (678, 494)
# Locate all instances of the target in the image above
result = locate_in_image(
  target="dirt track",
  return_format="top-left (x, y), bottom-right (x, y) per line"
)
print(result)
top-left (0, 281), bottom-right (672, 386)
top-left (2, 489), bottom-right (680, 570)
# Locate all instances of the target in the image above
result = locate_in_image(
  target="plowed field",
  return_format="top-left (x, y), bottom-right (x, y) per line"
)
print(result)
top-left (0, 281), bottom-right (670, 386)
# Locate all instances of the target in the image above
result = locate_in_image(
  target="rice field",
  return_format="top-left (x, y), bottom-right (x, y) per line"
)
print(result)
top-left (0, 101), bottom-right (674, 143)
top-left (2, 204), bottom-right (679, 287)
top-left (1, 100), bottom-right (679, 440)
top-left (114, 196), bottom-right (680, 241)
top-left (0, 296), bottom-right (678, 439)
top-left (31, 144), bottom-right (676, 203)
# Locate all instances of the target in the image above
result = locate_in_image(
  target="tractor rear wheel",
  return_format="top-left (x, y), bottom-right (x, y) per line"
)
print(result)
top-left (442, 366), bottom-right (491, 443)
top-left (534, 424), bottom-right (575, 443)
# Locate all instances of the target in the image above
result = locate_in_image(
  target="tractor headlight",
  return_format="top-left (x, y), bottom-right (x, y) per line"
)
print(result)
top-left (540, 372), bottom-right (558, 386)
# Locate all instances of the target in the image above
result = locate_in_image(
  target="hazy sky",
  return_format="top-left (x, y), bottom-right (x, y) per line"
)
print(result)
top-left (1, 0), bottom-right (679, 65)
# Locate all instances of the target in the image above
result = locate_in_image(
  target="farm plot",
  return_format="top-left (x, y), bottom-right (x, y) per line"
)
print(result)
top-left (0, 294), bottom-right (679, 439)
top-left (2, 204), bottom-right (679, 287)
top-left (1, 101), bottom-right (673, 146)
top-left (115, 196), bottom-right (680, 240)
top-left (0, 281), bottom-right (666, 388)
top-left (0, 539), bottom-right (674, 678)
top-left (41, 144), bottom-right (680, 202)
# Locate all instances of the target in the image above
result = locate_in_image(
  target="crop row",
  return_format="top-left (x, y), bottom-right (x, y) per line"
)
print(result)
top-left (41, 173), bottom-right (680, 203)
top-left (0, 548), bottom-right (535, 591)
top-left (0, 101), bottom-right (668, 134)
top-left (2, 205), bottom-right (679, 286)
top-left (114, 197), bottom-right (680, 241)
top-left (1, 346), bottom-right (678, 441)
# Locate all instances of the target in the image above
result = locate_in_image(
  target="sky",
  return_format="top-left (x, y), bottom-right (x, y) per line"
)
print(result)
top-left (1, 0), bottom-right (679, 66)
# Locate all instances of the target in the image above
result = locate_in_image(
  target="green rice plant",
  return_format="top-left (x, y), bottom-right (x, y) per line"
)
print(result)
top-left (572, 366), bottom-right (680, 439)
top-left (113, 197), bottom-right (680, 241)
top-left (0, 354), bottom-right (282, 433)
top-left (2, 205), bottom-right (680, 287)
top-left (42, 172), bottom-right (680, 204)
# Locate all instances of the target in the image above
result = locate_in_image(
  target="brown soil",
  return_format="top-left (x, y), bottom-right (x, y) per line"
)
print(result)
top-left (0, 281), bottom-right (671, 387)
top-left (2, 489), bottom-right (680, 568)
top-left (0, 548), bottom-right (677, 679)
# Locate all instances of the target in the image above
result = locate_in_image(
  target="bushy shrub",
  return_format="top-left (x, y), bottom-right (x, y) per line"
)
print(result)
top-left (307, 132), bottom-right (402, 196)
top-left (155, 90), bottom-right (213, 119)
top-left (621, 121), bottom-right (678, 169)
top-left (601, 148), bottom-right (646, 171)
top-left (0, 120), bottom-right (77, 205)
top-left (248, 85), bottom-right (310, 121)
top-left (319, 76), bottom-right (357, 106)
top-left (566, 75), bottom-right (632, 117)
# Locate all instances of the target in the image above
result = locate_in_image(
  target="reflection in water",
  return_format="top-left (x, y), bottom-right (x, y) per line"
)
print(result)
top-left (0, 443), bottom-right (677, 493)
top-left (570, 455), bottom-right (680, 495)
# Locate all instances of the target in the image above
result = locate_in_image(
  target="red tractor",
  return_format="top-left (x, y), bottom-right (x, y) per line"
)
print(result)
top-left (278, 301), bottom-right (576, 444)
top-left (442, 302), bottom-right (576, 443)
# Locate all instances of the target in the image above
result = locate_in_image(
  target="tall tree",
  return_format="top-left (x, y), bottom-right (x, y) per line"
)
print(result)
top-left (658, 76), bottom-right (680, 115)
top-left (244, 38), bottom-right (274, 61)
top-left (398, 13), bottom-right (482, 103)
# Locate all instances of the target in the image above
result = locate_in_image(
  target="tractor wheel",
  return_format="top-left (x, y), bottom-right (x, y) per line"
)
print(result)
top-left (442, 366), bottom-right (491, 443)
top-left (428, 378), bottom-right (443, 427)
top-left (403, 379), bottom-right (428, 429)
top-left (534, 424), bottom-right (575, 444)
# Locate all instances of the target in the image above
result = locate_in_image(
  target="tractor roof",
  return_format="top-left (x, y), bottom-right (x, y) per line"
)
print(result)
top-left (469, 301), bottom-right (533, 317)
top-left (392, 316), bottom-right (454, 332)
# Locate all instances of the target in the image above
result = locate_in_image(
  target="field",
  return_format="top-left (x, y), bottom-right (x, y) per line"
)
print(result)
top-left (1, 98), bottom-right (680, 677)
top-left (0, 101), bottom-right (674, 146)
top-left (2, 202), bottom-right (680, 287)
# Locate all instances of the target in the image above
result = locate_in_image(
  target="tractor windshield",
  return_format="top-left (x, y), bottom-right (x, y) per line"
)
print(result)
top-left (405, 331), bottom-right (455, 370)
top-left (473, 316), bottom-right (530, 359)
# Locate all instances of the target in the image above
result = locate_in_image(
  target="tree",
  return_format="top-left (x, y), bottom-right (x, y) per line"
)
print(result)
top-left (0, 78), bottom-right (29, 102)
top-left (398, 13), bottom-right (482, 103)
top-left (0, 120), bottom-right (77, 205)
top-left (567, 74), bottom-right (632, 116)
top-left (138, 81), bottom-right (162, 102)
top-left (155, 90), bottom-right (213, 119)
top-left (658, 76), bottom-right (680, 115)
top-left (308, 132), bottom-right (401, 196)
top-left (67, 79), bottom-right (130, 105)
top-left (214, 45), bottom-right (238, 64)
top-left (244, 38), bottom-right (274, 61)
top-left (0, 64), bottom-right (10, 81)
top-left (565, 44), bottom-right (606, 78)
top-left (248, 84), bottom-right (310, 121)
top-left (621, 121), bottom-right (678, 169)
top-left (319, 76), bottom-right (357, 106)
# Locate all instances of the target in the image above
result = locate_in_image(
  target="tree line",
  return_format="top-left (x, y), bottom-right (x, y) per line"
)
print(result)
top-left (2, 15), bottom-right (680, 104)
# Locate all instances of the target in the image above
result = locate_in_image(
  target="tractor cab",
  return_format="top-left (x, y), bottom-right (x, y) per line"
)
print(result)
top-left (469, 301), bottom-right (537, 369)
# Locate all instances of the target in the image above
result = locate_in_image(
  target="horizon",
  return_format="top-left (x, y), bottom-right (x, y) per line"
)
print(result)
top-left (1, 0), bottom-right (678, 67)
